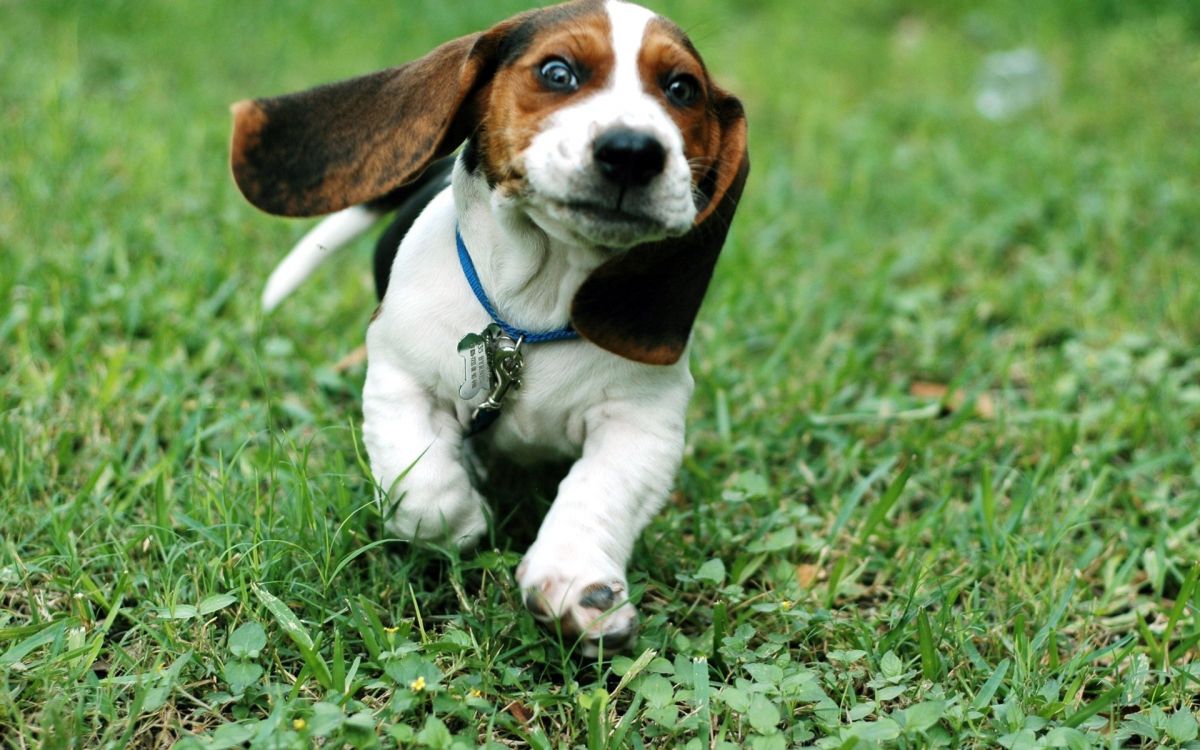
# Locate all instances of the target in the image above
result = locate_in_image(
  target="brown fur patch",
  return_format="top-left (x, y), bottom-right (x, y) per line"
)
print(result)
top-left (229, 33), bottom-right (486, 216)
top-left (229, 100), bottom-right (267, 197)
top-left (478, 3), bottom-right (613, 190)
top-left (229, 100), bottom-right (266, 168)
top-left (638, 19), bottom-right (716, 183)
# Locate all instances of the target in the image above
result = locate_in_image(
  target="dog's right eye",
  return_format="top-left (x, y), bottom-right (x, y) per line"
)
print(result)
top-left (538, 59), bottom-right (579, 92)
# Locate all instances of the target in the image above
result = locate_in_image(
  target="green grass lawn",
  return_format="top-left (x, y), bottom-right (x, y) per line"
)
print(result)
top-left (4, 0), bottom-right (1200, 747)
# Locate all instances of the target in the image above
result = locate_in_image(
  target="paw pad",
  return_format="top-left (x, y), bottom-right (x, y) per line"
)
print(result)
top-left (578, 583), bottom-right (616, 610)
top-left (518, 566), bottom-right (639, 656)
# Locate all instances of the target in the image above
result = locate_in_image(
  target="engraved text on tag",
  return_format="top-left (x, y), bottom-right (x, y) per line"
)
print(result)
top-left (457, 329), bottom-right (492, 399)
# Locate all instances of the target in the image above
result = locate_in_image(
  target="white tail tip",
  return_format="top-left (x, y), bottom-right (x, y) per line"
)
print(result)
top-left (261, 205), bottom-right (382, 312)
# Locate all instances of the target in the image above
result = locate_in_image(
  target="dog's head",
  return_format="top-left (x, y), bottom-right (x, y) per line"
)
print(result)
top-left (230, 0), bottom-right (748, 365)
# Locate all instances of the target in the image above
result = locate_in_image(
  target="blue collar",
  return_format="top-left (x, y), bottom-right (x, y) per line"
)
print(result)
top-left (456, 227), bottom-right (580, 344)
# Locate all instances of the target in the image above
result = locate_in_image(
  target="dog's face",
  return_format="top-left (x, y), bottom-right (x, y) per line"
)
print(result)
top-left (474, 2), bottom-right (714, 248)
top-left (230, 0), bottom-right (748, 365)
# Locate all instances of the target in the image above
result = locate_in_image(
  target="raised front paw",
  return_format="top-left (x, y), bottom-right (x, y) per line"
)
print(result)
top-left (516, 547), bottom-right (639, 657)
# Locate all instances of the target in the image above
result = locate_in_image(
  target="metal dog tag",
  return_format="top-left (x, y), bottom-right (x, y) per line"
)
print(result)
top-left (477, 333), bottom-right (523, 412)
top-left (457, 324), bottom-right (499, 399)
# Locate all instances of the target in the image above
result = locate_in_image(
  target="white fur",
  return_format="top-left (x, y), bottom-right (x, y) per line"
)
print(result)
top-left (261, 205), bottom-right (381, 311)
top-left (364, 163), bottom-right (693, 652)
top-left (360, 0), bottom-right (698, 654)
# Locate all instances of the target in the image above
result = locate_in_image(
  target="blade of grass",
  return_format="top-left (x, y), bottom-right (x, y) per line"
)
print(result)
top-left (858, 460), bottom-right (912, 543)
top-left (917, 610), bottom-right (939, 680)
top-left (1031, 579), bottom-right (1075, 652)
top-left (1162, 563), bottom-right (1200, 666)
top-left (1064, 684), bottom-right (1123, 728)
top-left (252, 583), bottom-right (333, 689)
top-left (828, 456), bottom-right (899, 543)
top-left (970, 659), bottom-right (1010, 710)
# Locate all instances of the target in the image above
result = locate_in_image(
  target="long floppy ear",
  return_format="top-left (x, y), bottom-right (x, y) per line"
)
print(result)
top-left (230, 30), bottom-right (507, 217)
top-left (570, 90), bottom-right (749, 365)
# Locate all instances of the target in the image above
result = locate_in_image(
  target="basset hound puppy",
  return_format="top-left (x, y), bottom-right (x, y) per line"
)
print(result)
top-left (229, 0), bottom-right (748, 655)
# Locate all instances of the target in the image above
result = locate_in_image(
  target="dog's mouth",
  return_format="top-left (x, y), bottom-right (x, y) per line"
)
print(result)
top-left (560, 200), bottom-right (660, 229)
top-left (518, 183), bottom-right (693, 249)
top-left (546, 199), bottom-right (671, 249)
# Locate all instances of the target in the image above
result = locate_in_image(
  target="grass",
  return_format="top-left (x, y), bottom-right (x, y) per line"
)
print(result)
top-left (3, 0), bottom-right (1200, 747)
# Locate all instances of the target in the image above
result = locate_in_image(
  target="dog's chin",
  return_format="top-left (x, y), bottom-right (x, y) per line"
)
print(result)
top-left (530, 199), bottom-right (691, 249)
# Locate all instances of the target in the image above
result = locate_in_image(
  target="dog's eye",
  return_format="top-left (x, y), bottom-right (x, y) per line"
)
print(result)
top-left (538, 59), bottom-right (579, 92)
top-left (664, 74), bottom-right (701, 107)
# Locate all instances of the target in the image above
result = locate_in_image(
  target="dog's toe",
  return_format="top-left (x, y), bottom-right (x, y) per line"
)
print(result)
top-left (517, 552), bottom-right (639, 656)
top-left (523, 588), bottom-right (554, 621)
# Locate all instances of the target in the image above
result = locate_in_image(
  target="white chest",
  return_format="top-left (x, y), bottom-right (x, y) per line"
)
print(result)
top-left (366, 190), bottom-right (693, 463)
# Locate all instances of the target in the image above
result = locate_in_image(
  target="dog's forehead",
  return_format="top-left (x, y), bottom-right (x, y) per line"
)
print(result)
top-left (502, 0), bottom-right (704, 78)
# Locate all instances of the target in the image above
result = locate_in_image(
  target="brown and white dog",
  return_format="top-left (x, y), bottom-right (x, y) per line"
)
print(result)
top-left (230, 0), bottom-right (748, 654)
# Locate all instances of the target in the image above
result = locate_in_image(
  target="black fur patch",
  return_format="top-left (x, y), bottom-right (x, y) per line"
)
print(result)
top-left (372, 156), bottom-right (456, 299)
top-left (461, 136), bottom-right (483, 177)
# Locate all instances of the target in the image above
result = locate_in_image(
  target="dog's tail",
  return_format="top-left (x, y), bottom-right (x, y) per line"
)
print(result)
top-left (261, 205), bottom-right (383, 312)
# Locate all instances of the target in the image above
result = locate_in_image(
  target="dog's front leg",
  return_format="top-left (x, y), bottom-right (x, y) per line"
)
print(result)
top-left (362, 356), bottom-right (488, 548)
top-left (517, 404), bottom-right (686, 655)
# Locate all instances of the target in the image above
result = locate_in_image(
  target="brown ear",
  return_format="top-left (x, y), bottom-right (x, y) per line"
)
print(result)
top-left (570, 91), bottom-right (749, 365)
top-left (230, 31), bottom-right (504, 217)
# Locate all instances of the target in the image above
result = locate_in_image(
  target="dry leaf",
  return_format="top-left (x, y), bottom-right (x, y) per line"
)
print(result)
top-left (909, 380), bottom-right (996, 419)
top-left (909, 381), bottom-right (948, 400)
top-left (332, 344), bottom-right (368, 373)
top-left (505, 700), bottom-right (532, 725)
top-left (796, 564), bottom-right (821, 589)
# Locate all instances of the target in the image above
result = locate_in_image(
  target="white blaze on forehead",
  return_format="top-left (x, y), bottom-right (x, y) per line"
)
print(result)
top-left (605, 0), bottom-right (656, 96)
top-left (592, 0), bottom-right (683, 144)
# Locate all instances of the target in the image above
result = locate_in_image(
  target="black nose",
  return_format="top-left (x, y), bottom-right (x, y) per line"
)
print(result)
top-left (592, 128), bottom-right (666, 187)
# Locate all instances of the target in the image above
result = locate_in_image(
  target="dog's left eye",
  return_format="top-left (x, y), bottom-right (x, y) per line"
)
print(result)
top-left (664, 74), bottom-right (701, 107)
top-left (538, 59), bottom-right (579, 92)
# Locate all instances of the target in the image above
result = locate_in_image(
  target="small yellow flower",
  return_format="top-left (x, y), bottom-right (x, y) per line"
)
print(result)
top-left (384, 626), bottom-right (401, 646)
top-left (409, 675), bottom-right (427, 692)
top-left (292, 718), bottom-right (306, 731)
top-left (469, 689), bottom-right (482, 699)
top-left (781, 600), bottom-right (794, 611)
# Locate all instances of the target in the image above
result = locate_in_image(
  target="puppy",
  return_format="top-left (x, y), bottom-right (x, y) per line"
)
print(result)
top-left (230, 0), bottom-right (748, 655)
